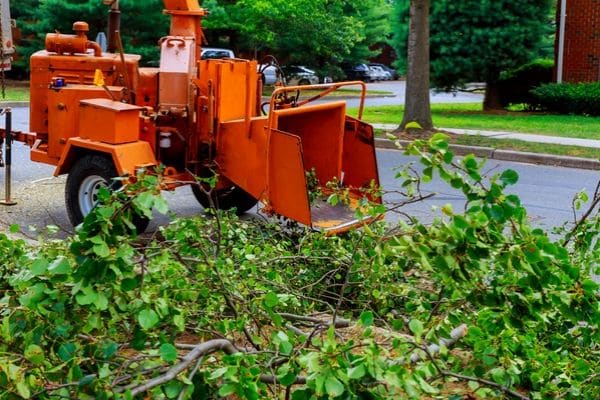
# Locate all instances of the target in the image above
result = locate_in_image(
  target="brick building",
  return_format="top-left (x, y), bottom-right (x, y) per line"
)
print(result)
top-left (556, 0), bottom-right (600, 82)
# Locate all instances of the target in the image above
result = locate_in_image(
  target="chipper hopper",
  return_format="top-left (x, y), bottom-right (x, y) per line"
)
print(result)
top-left (1, 0), bottom-right (381, 234)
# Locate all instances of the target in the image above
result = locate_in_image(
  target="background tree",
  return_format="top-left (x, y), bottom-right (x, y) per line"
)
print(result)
top-left (10, 0), bottom-right (167, 76)
top-left (398, 0), bottom-right (432, 132)
top-left (211, 0), bottom-right (391, 78)
top-left (11, 0), bottom-right (391, 79)
top-left (393, 0), bottom-right (552, 110)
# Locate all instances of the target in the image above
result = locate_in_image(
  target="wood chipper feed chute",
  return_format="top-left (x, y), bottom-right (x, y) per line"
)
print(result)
top-left (265, 98), bottom-right (381, 234)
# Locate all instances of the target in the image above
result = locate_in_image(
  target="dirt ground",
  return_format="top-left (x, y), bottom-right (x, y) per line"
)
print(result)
top-left (0, 177), bottom-right (208, 242)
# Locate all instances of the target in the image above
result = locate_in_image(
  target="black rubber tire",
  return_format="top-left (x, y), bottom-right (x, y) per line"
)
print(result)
top-left (191, 183), bottom-right (258, 215)
top-left (65, 154), bottom-right (150, 233)
top-left (298, 79), bottom-right (310, 86)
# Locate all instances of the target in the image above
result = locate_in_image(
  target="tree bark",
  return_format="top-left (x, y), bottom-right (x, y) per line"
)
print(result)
top-left (483, 80), bottom-right (503, 111)
top-left (399, 0), bottom-right (433, 132)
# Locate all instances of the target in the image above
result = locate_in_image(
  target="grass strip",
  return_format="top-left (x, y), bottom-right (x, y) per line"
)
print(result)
top-left (375, 128), bottom-right (599, 160)
top-left (454, 135), bottom-right (600, 160)
top-left (359, 103), bottom-right (600, 140)
top-left (0, 85), bottom-right (29, 101)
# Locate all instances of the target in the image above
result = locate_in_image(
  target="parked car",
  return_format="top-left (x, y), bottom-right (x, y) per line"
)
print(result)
top-left (258, 64), bottom-right (280, 85)
top-left (342, 63), bottom-right (373, 82)
top-left (368, 63), bottom-right (399, 80)
top-left (368, 65), bottom-right (390, 81)
top-left (200, 47), bottom-right (235, 59)
top-left (281, 65), bottom-right (319, 86)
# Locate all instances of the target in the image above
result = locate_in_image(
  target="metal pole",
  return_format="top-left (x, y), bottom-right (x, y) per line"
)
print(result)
top-left (1, 107), bottom-right (16, 205)
top-left (557, 0), bottom-right (567, 83)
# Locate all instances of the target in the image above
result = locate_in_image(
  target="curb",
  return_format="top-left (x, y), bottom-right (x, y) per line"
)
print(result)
top-left (375, 138), bottom-right (600, 171)
top-left (0, 101), bottom-right (29, 108)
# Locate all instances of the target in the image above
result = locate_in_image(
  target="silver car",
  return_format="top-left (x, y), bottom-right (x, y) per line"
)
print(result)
top-left (200, 47), bottom-right (235, 59)
top-left (368, 65), bottom-right (391, 81)
top-left (281, 66), bottom-right (319, 86)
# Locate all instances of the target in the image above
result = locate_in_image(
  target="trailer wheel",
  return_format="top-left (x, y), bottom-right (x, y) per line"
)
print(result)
top-left (191, 183), bottom-right (258, 215)
top-left (65, 154), bottom-right (150, 233)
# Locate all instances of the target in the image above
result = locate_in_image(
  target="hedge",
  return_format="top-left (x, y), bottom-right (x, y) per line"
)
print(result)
top-left (531, 81), bottom-right (600, 115)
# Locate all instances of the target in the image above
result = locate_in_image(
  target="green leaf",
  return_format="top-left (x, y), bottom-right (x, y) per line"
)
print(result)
top-left (327, 193), bottom-right (340, 206)
top-left (159, 343), bottom-right (178, 363)
top-left (24, 344), bottom-right (45, 365)
top-left (138, 309), bottom-right (159, 330)
top-left (94, 292), bottom-right (109, 311)
top-left (359, 311), bottom-right (374, 327)
top-left (101, 341), bottom-right (119, 359)
top-left (164, 380), bottom-right (183, 399)
top-left (348, 364), bottom-right (366, 380)
top-left (58, 343), bottom-right (76, 361)
top-left (325, 376), bottom-right (344, 397)
top-left (92, 240), bottom-right (111, 258)
top-left (409, 319), bottom-right (424, 336)
top-left (405, 121), bottom-right (422, 130)
top-left (209, 367), bottom-right (228, 380)
top-left (16, 381), bottom-right (31, 399)
top-left (263, 292), bottom-right (279, 308)
top-left (9, 224), bottom-right (20, 233)
top-left (218, 383), bottom-right (237, 397)
top-left (75, 287), bottom-right (98, 306)
top-left (121, 277), bottom-right (139, 291)
top-left (500, 169), bottom-right (519, 186)
top-left (31, 259), bottom-right (48, 276)
top-left (154, 197), bottom-right (169, 215)
top-left (48, 257), bottom-right (71, 275)
top-left (78, 374), bottom-right (95, 387)
top-left (173, 314), bottom-right (185, 331)
top-left (279, 372), bottom-right (298, 386)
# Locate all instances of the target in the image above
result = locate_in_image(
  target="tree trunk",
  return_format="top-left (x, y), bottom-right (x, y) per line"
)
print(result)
top-left (399, 0), bottom-right (433, 132)
top-left (483, 80), bottom-right (503, 111)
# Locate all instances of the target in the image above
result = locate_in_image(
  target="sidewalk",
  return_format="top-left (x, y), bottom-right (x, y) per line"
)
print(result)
top-left (372, 124), bottom-right (600, 170)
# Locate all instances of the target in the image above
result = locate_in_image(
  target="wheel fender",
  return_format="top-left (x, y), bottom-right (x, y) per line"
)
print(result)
top-left (54, 138), bottom-right (157, 176)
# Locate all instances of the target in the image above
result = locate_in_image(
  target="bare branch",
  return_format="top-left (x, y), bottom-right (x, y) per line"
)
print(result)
top-left (124, 339), bottom-right (238, 396)
top-left (278, 313), bottom-right (350, 328)
top-left (441, 371), bottom-right (530, 400)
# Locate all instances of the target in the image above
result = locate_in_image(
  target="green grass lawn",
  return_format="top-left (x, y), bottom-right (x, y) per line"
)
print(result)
top-left (454, 135), bottom-right (600, 160)
top-left (359, 103), bottom-right (600, 140)
top-left (0, 83), bottom-right (29, 101)
top-left (375, 128), bottom-right (600, 159)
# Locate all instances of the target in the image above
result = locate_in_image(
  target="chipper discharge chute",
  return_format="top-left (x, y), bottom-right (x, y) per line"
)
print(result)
top-left (264, 92), bottom-right (381, 233)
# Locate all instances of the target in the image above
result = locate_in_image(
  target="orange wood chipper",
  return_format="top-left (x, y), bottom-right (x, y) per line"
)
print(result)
top-left (3, 0), bottom-right (380, 234)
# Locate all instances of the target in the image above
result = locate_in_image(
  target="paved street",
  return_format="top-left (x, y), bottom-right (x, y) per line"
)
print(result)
top-left (378, 149), bottom-right (599, 230)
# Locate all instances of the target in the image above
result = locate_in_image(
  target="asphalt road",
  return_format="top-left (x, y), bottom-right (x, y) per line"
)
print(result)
top-left (0, 104), bottom-right (597, 239)
top-left (352, 81), bottom-right (484, 107)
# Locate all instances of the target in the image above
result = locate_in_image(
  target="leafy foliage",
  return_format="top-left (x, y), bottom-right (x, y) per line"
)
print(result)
top-left (11, 0), bottom-right (390, 77)
top-left (531, 82), bottom-right (600, 116)
top-left (0, 137), bottom-right (598, 399)
top-left (392, 0), bottom-right (552, 95)
top-left (11, 0), bottom-right (168, 74)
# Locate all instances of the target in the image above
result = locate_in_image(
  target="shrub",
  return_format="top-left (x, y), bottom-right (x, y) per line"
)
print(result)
top-left (496, 59), bottom-right (554, 108)
top-left (531, 81), bottom-right (600, 115)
